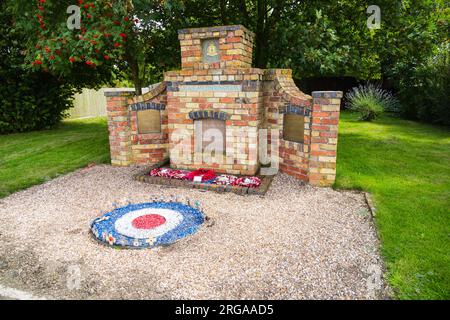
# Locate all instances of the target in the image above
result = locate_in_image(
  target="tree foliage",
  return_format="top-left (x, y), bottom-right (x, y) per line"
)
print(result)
top-left (0, 2), bottom-right (76, 133)
top-left (132, 0), bottom-right (448, 124)
top-left (10, 0), bottom-right (132, 89)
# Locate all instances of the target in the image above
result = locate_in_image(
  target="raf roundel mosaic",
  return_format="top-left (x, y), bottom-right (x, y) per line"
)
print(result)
top-left (90, 202), bottom-right (205, 249)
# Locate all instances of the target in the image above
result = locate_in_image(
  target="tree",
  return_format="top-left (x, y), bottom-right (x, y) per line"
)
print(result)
top-left (10, 0), bottom-right (132, 90)
top-left (128, 0), bottom-right (389, 80)
top-left (0, 1), bottom-right (76, 133)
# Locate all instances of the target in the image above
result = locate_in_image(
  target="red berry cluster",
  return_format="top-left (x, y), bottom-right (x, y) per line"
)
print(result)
top-left (31, 0), bottom-right (134, 70)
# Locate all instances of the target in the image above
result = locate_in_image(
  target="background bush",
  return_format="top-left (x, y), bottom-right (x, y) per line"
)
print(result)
top-left (346, 84), bottom-right (400, 121)
top-left (0, 73), bottom-right (76, 134)
top-left (394, 43), bottom-right (450, 126)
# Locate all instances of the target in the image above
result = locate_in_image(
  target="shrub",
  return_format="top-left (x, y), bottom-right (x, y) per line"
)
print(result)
top-left (394, 42), bottom-right (450, 126)
top-left (0, 1), bottom-right (76, 134)
top-left (345, 84), bottom-right (400, 121)
top-left (0, 73), bottom-right (76, 134)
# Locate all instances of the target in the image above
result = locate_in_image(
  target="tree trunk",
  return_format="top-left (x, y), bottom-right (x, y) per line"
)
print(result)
top-left (219, 0), bottom-right (228, 25)
top-left (238, 0), bottom-right (250, 25)
top-left (255, 0), bottom-right (268, 68)
top-left (134, 79), bottom-right (142, 96)
top-left (129, 56), bottom-right (142, 96)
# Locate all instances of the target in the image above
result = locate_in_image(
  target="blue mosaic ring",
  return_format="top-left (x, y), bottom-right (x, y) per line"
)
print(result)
top-left (90, 202), bottom-right (205, 249)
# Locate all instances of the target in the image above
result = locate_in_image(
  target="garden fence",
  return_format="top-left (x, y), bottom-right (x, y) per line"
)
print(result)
top-left (69, 87), bottom-right (148, 119)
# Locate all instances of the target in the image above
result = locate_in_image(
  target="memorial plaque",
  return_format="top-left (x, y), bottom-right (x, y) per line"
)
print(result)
top-left (137, 109), bottom-right (161, 133)
top-left (283, 113), bottom-right (304, 143)
top-left (202, 39), bottom-right (220, 64)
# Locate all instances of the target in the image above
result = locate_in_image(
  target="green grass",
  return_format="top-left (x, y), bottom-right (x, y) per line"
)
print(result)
top-left (0, 117), bottom-right (110, 198)
top-left (336, 111), bottom-right (450, 299)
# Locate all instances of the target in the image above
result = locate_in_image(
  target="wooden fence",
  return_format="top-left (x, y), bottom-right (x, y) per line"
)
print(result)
top-left (68, 88), bottom-right (144, 119)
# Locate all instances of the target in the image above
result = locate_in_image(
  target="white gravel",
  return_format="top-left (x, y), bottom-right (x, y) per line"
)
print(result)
top-left (0, 165), bottom-right (389, 299)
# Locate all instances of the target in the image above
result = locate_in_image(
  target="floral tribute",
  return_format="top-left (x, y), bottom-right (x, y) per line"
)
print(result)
top-left (149, 168), bottom-right (262, 188)
top-left (90, 201), bottom-right (205, 249)
top-left (29, 0), bottom-right (132, 71)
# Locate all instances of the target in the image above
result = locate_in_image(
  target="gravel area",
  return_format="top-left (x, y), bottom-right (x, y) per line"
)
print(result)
top-left (0, 165), bottom-right (389, 299)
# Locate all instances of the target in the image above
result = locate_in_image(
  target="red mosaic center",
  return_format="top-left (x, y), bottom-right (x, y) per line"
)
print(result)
top-left (132, 214), bottom-right (166, 229)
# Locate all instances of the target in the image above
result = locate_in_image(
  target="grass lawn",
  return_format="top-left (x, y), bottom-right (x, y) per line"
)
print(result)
top-left (336, 111), bottom-right (450, 299)
top-left (0, 117), bottom-right (110, 198)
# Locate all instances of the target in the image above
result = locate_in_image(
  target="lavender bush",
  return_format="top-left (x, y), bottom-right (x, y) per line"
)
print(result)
top-left (345, 84), bottom-right (400, 121)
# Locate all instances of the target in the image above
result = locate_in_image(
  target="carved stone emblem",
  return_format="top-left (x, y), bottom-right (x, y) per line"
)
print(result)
top-left (206, 42), bottom-right (218, 56)
top-left (202, 39), bottom-right (220, 63)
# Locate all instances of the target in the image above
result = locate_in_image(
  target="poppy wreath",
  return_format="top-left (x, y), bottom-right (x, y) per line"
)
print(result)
top-left (214, 174), bottom-right (238, 186)
top-left (185, 169), bottom-right (216, 182)
top-left (150, 168), bottom-right (189, 180)
top-left (147, 168), bottom-right (261, 188)
top-left (233, 177), bottom-right (262, 188)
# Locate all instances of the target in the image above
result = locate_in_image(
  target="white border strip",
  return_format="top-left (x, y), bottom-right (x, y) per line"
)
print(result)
top-left (0, 284), bottom-right (47, 300)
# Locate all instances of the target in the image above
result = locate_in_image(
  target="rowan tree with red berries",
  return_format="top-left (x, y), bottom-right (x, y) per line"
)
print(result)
top-left (13, 0), bottom-right (133, 89)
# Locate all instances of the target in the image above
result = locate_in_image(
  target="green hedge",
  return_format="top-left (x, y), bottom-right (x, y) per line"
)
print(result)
top-left (0, 72), bottom-right (76, 134)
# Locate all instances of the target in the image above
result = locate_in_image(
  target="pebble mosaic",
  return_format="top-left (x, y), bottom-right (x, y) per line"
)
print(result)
top-left (91, 202), bottom-right (205, 249)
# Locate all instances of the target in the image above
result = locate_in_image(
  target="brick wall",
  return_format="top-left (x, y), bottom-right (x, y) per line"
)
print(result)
top-left (128, 83), bottom-right (169, 165)
top-left (161, 25), bottom-right (263, 176)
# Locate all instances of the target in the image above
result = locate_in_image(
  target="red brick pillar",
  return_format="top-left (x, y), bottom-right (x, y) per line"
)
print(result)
top-left (309, 91), bottom-right (343, 187)
top-left (105, 91), bottom-right (133, 166)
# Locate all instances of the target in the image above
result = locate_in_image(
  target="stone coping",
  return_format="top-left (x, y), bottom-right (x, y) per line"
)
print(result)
top-left (178, 24), bottom-right (254, 36)
top-left (164, 68), bottom-right (265, 77)
top-left (128, 82), bottom-right (167, 104)
top-left (312, 91), bottom-right (343, 99)
top-left (129, 101), bottom-right (166, 111)
top-left (134, 160), bottom-right (274, 196)
top-left (188, 110), bottom-right (230, 121)
top-left (280, 104), bottom-right (312, 116)
top-left (104, 90), bottom-right (135, 97)
top-left (165, 68), bottom-right (294, 78)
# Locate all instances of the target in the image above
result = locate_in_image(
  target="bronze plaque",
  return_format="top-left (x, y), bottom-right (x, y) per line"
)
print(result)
top-left (283, 113), bottom-right (304, 143)
top-left (202, 39), bottom-right (220, 64)
top-left (137, 109), bottom-right (161, 133)
top-left (195, 119), bottom-right (226, 154)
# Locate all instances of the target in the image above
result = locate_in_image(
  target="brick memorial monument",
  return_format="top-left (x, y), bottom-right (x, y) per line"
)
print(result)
top-left (105, 25), bottom-right (342, 187)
